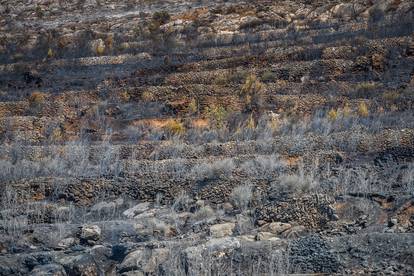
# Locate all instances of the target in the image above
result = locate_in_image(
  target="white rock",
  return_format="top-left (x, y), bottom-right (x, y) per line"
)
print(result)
top-left (80, 225), bottom-right (101, 242)
top-left (256, 232), bottom-right (279, 241)
top-left (209, 222), bottom-right (235, 238)
top-left (331, 3), bottom-right (365, 19)
top-left (205, 237), bottom-right (241, 252)
top-left (57, 237), bottom-right (76, 249)
top-left (261, 222), bottom-right (292, 235)
top-left (123, 202), bottom-right (151, 219)
top-left (133, 209), bottom-right (156, 219)
top-left (237, 235), bottom-right (256, 242)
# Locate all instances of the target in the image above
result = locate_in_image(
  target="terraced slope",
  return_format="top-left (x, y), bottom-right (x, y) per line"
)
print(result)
top-left (1, 0), bottom-right (414, 275)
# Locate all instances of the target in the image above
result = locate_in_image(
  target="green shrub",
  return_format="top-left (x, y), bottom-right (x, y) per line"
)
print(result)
top-left (261, 71), bottom-right (275, 82)
top-left (356, 82), bottom-right (377, 92)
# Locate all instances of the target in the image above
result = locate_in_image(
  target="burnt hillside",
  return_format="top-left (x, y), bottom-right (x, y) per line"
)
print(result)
top-left (0, 0), bottom-right (414, 275)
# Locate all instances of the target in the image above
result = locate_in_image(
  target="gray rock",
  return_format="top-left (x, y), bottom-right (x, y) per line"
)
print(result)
top-left (119, 248), bottom-right (169, 274)
top-left (88, 245), bottom-right (114, 275)
top-left (56, 238), bottom-right (77, 250)
top-left (0, 256), bottom-right (28, 275)
top-left (31, 264), bottom-right (67, 276)
top-left (58, 254), bottom-right (98, 276)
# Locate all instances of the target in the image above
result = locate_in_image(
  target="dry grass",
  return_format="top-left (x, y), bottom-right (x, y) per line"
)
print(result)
top-left (164, 119), bottom-right (185, 136)
top-left (29, 91), bottom-right (47, 104)
top-left (357, 102), bottom-right (369, 117)
top-left (174, 8), bottom-right (209, 21)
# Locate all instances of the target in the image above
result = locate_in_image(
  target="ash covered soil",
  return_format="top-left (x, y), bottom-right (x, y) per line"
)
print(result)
top-left (0, 0), bottom-right (414, 275)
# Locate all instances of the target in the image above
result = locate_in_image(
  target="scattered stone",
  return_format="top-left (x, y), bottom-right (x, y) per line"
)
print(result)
top-left (289, 235), bottom-right (341, 274)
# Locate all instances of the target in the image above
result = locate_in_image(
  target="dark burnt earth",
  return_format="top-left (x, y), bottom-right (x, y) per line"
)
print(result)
top-left (0, 0), bottom-right (414, 275)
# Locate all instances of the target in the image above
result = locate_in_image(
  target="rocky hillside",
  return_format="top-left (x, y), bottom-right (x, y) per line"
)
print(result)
top-left (0, 0), bottom-right (414, 275)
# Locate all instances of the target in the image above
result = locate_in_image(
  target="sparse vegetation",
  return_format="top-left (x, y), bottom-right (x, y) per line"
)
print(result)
top-left (1, 0), bottom-right (414, 275)
top-left (164, 119), bottom-right (185, 136)
top-left (190, 158), bottom-right (235, 181)
top-left (230, 184), bottom-right (252, 211)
